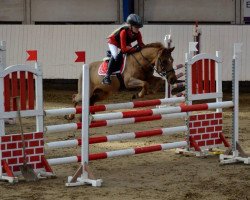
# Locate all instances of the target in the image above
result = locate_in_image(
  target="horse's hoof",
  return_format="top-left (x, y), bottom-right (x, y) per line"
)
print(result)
top-left (64, 114), bottom-right (75, 120)
top-left (171, 86), bottom-right (185, 95)
top-left (132, 94), bottom-right (137, 99)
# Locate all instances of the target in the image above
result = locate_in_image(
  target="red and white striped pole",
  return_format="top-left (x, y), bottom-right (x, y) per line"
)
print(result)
top-left (48, 141), bottom-right (188, 165)
top-left (46, 126), bottom-right (188, 149)
top-left (45, 112), bottom-right (187, 133)
top-left (44, 97), bottom-right (185, 117)
top-left (45, 101), bottom-right (233, 134)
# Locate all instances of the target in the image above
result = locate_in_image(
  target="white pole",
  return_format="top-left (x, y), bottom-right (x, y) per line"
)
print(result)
top-left (185, 48), bottom-right (193, 150)
top-left (81, 64), bottom-right (90, 178)
top-left (164, 34), bottom-right (172, 98)
top-left (48, 156), bottom-right (79, 166)
top-left (0, 41), bottom-right (6, 71)
top-left (219, 43), bottom-right (247, 164)
top-left (46, 140), bottom-right (79, 149)
top-left (216, 51), bottom-right (222, 113)
top-left (45, 108), bottom-right (77, 116)
top-left (45, 123), bottom-right (78, 133)
top-left (0, 41), bottom-right (5, 178)
top-left (232, 43), bottom-right (241, 154)
top-left (35, 62), bottom-right (44, 132)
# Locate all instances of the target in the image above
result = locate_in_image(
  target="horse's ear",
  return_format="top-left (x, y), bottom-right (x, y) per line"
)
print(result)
top-left (167, 47), bottom-right (175, 53)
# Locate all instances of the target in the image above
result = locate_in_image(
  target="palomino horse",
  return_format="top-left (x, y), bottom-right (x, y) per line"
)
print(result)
top-left (67, 42), bottom-right (177, 119)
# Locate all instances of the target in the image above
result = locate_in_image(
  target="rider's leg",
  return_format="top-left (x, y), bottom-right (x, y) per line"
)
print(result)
top-left (108, 43), bottom-right (119, 59)
top-left (102, 56), bottom-right (115, 84)
top-left (114, 51), bottom-right (126, 89)
top-left (102, 44), bottom-right (119, 85)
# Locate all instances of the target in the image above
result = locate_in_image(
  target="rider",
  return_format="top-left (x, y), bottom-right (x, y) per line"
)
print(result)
top-left (102, 13), bottom-right (145, 85)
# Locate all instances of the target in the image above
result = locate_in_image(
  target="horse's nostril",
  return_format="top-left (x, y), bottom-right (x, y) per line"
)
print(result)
top-left (169, 77), bottom-right (176, 85)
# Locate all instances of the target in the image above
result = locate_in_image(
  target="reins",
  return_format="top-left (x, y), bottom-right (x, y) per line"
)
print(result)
top-left (130, 49), bottom-right (174, 77)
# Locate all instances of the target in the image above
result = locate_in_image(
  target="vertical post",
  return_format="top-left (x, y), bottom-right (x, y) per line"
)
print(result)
top-left (0, 41), bottom-right (6, 137)
top-left (220, 43), bottom-right (249, 164)
top-left (193, 21), bottom-right (201, 56)
top-left (81, 64), bottom-right (90, 177)
top-left (232, 43), bottom-right (241, 154)
top-left (66, 63), bottom-right (102, 187)
top-left (185, 52), bottom-right (192, 105)
top-left (216, 51), bottom-right (222, 113)
top-left (185, 52), bottom-right (192, 150)
top-left (0, 41), bottom-right (6, 71)
top-left (164, 34), bottom-right (172, 98)
top-left (35, 62), bottom-right (44, 132)
top-left (0, 41), bottom-right (6, 177)
top-left (187, 42), bottom-right (198, 100)
top-left (0, 75), bottom-right (4, 137)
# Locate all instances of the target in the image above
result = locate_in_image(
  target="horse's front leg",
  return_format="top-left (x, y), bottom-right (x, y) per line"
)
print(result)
top-left (64, 93), bottom-right (81, 120)
top-left (126, 77), bottom-right (149, 99)
top-left (147, 76), bottom-right (165, 94)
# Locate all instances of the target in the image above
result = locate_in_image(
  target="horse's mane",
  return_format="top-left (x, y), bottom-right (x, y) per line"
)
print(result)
top-left (142, 42), bottom-right (165, 49)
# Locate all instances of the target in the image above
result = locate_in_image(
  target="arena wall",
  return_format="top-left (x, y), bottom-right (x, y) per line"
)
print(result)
top-left (0, 25), bottom-right (250, 81)
top-left (0, 0), bottom-right (245, 24)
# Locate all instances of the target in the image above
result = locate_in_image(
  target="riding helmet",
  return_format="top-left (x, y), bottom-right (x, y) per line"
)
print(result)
top-left (126, 14), bottom-right (143, 28)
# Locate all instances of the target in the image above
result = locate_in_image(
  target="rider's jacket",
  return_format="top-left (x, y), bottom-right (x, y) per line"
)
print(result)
top-left (108, 26), bottom-right (144, 54)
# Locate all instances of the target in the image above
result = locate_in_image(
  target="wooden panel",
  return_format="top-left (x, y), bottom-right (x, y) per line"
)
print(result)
top-left (144, 0), bottom-right (235, 22)
top-left (210, 60), bottom-right (216, 93)
top-left (31, 0), bottom-right (118, 22)
top-left (204, 59), bottom-right (210, 93)
top-left (27, 72), bottom-right (35, 109)
top-left (0, 0), bottom-right (24, 22)
top-left (4, 75), bottom-right (11, 111)
top-left (19, 71), bottom-right (26, 110)
top-left (11, 72), bottom-right (18, 111)
top-left (191, 63), bottom-right (197, 94)
top-left (197, 60), bottom-right (203, 94)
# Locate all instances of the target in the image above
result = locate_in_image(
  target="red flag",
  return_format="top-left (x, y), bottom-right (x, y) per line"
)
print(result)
top-left (26, 50), bottom-right (37, 61)
top-left (75, 51), bottom-right (85, 62)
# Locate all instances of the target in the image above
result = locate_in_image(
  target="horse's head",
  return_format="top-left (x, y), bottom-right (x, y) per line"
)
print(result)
top-left (155, 47), bottom-right (177, 85)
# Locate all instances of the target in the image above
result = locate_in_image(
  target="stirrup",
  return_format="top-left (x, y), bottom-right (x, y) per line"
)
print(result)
top-left (102, 76), bottom-right (111, 85)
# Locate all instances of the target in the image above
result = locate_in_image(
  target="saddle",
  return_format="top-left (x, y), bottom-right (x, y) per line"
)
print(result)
top-left (98, 51), bottom-right (126, 76)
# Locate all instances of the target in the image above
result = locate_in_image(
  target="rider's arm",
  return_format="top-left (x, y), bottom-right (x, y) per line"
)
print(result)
top-left (136, 31), bottom-right (145, 48)
top-left (120, 30), bottom-right (136, 54)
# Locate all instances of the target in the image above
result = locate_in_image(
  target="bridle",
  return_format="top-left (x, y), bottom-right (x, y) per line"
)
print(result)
top-left (131, 50), bottom-right (174, 78)
top-left (156, 57), bottom-right (175, 77)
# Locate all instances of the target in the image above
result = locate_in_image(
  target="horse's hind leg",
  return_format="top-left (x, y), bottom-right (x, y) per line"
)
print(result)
top-left (90, 93), bottom-right (100, 106)
top-left (126, 77), bottom-right (149, 99)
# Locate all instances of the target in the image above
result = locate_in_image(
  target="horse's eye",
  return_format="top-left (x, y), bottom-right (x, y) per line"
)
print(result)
top-left (162, 60), bottom-right (168, 64)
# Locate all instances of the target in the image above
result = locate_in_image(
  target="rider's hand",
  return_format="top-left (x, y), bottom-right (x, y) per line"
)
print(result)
top-left (135, 45), bottom-right (141, 52)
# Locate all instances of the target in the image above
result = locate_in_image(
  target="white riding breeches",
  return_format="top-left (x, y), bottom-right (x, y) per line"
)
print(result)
top-left (108, 43), bottom-right (119, 59)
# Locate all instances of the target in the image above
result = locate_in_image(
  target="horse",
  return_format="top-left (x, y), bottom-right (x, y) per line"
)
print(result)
top-left (67, 42), bottom-right (177, 120)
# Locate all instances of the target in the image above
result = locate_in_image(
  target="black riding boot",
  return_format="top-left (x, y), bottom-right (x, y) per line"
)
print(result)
top-left (102, 57), bottom-right (116, 85)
